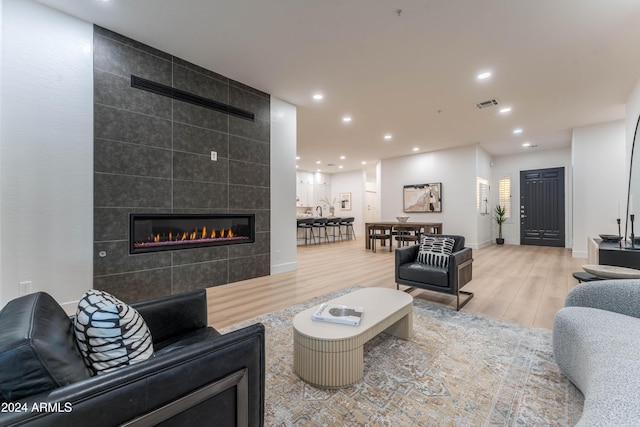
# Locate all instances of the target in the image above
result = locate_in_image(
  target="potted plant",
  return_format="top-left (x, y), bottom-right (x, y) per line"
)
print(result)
top-left (495, 204), bottom-right (506, 245)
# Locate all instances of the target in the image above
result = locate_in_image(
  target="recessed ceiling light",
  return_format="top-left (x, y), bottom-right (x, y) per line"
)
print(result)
top-left (296, 156), bottom-right (300, 160)
top-left (315, 160), bottom-right (321, 164)
top-left (384, 134), bottom-right (392, 140)
top-left (296, 165), bottom-right (299, 168)
top-left (513, 128), bottom-right (523, 134)
top-left (413, 147), bottom-right (420, 152)
top-left (339, 165), bottom-right (344, 169)
top-left (477, 72), bottom-right (492, 80)
top-left (339, 155), bottom-right (346, 160)
top-left (522, 142), bottom-right (531, 147)
top-left (312, 93), bottom-right (323, 100)
top-left (361, 161), bottom-right (367, 165)
top-left (342, 116), bottom-right (352, 123)
top-left (317, 169), bottom-right (322, 172)
top-left (499, 107), bottom-right (512, 114)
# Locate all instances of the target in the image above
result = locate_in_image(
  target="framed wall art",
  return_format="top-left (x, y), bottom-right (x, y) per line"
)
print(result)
top-left (403, 183), bottom-right (442, 213)
top-left (339, 192), bottom-right (352, 210)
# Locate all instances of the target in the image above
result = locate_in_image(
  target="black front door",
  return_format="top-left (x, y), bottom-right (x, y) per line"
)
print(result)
top-left (520, 167), bottom-right (565, 247)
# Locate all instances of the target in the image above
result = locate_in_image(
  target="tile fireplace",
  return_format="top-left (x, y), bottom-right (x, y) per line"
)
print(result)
top-left (130, 213), bottom-right (255, 254)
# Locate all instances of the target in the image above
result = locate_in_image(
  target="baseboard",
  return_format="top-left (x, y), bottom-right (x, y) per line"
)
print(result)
top-left (271, 261), bottom-right (298, 275)
top-left (476, 240), bottom-right (492, 249)
top-left (572, 250), bottom-right (587, 259)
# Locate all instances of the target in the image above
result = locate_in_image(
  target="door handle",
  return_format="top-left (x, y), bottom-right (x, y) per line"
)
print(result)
top-left (521, 214), bottom-right (527, 218)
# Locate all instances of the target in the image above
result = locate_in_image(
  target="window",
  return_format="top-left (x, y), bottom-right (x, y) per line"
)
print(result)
top-left (499, 176), bottom-right (512, 219)
top-left (477, 178), bottom-right (490, 214)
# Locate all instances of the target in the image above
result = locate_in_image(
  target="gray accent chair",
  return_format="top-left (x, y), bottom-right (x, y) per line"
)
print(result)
top-left (395, 234), bottom-right (473, 310)
top-left (553, 280), bottom-right (640, 426)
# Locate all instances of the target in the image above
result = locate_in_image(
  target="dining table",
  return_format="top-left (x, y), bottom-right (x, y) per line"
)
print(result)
top-left (364, 221), bottom-right (443, 250)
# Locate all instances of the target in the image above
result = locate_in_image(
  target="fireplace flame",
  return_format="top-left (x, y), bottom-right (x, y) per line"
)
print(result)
top-left (135, 225), bottom-right (247, 249)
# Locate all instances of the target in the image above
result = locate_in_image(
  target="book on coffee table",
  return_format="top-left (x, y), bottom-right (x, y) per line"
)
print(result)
top-left (311, 303), bottom-right (364, 326)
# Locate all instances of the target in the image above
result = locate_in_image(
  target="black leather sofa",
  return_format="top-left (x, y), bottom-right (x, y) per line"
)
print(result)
top-left (0, 289), bottom-right (265, 427)
top-left (395, 234), bottom-right (473, 310)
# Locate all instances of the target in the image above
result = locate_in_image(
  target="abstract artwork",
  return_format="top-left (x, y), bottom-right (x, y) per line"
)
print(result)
top-left (403, 183), bottom-right (442, 213)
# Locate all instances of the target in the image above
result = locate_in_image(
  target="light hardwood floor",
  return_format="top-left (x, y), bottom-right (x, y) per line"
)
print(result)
top-left (207, 239), bottom-right (585, 330)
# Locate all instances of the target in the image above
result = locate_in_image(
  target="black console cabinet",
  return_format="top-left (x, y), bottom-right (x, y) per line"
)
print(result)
top-left (599, 241), bottom-right (640, 269)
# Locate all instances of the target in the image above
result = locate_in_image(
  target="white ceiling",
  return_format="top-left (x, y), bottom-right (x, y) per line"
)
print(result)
top-left (37, 0), bottom-right (640, 173)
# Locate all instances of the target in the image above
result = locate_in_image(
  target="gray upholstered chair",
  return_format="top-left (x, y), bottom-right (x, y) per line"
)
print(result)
top-left (553, 280), bottom-right (640, 426)
top-left (395, 234), bottom-right (473, 310)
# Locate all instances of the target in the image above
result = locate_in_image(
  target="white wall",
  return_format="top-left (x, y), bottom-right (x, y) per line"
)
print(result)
top-left (380, 145), bottom-right (479, 246)
top-left (331, 170), bottom-right (365, 237)
top-left (627, 77), bottom-right (640, 171)
top-left (492, 147), bottom-right (572, 247)
top-left (0, 0), bottom-right (4, 307)
top-left (1, 0), bottom-right (93, 309)
top-left (572, 120), bottom-right (626, 257)
top-left (625, 78), bottom-right (640, 239)
top-left (270, 97), bottom-right (297, 274)
top-left (475, 145), bottom-right (493, 247)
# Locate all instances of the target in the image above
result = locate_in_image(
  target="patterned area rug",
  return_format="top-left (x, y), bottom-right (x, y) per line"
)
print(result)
top-left (223, 287), bottom-right (584, 426)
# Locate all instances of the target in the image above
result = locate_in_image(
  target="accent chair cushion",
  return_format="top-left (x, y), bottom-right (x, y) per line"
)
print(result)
top-left (398, 262), bottom-right (449, 287)
top-left (417, 236), bottom-right (455, 267)
top-left (74, 290), bottom-right (154, 375)
top-left (0, 292), bottom-right (92, 402)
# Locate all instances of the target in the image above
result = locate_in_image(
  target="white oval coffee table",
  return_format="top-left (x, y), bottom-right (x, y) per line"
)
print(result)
top-left (292, 287), bottom-right (413, 388)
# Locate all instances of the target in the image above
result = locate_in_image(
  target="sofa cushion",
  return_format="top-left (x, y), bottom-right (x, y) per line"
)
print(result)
top-left (417, 236), bottom-right (455, 267)
top-left (398, 262), bottom-right (449, 287)
top-left (74, 290), bottom-right (154, 375)
top-left (0, 292), bottom-right (92, 402)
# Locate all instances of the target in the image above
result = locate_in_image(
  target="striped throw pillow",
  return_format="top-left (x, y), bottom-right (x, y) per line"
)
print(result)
top-left (74, 290), bottom-right (154, 375)
top-left (417, 236), bottom-right (455, 267)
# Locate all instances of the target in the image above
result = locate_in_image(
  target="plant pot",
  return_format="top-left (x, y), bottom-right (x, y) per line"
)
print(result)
top-left (496, 238), bottom-right (505, 245)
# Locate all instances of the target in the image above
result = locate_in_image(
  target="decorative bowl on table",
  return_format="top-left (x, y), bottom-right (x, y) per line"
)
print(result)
top-left (396, 216), bottom-right (409, 223)
top-left (599, 234), bottom-right (623, 243)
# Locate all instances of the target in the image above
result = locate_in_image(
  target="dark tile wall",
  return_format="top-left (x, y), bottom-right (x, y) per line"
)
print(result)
top-left (93, 26), bottom-right (270, 303)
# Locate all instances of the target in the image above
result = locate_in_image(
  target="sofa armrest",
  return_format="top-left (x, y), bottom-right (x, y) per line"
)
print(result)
top-left (1, 323), bottom-right (265, 427)
top-left (395, 244), bottom-right (420, 266)
top-left (449, 247), bottom-right (473, 290)
top-left (564, 280), bottom-right (640, 319)
top-left (450, 247), bottom-right (472, 266)
top-left (395, 245), bottom-right (420, 283)
top-left (132, 289), bottom-right (209, 344)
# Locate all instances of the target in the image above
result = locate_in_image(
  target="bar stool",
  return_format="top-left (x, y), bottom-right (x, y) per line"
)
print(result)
top-left (312, 218), bottom-right (329, 243)
top-left (296, 218), bottom-right (316, 245)
top-left (326, 217), bottom-right (342, 242)
top-left (369, 225), bottom-right (392, 253)
top-left (339, 217), bottom-right (356, 240)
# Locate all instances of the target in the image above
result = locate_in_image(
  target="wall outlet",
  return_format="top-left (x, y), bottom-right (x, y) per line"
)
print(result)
top-left (19, 281), bottom-right (32, 296)
top-left (210, 151), bottom-right (217, 161)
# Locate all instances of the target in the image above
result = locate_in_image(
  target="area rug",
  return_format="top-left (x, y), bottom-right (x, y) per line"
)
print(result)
top-left (222, 287), bottom-right (584, 426)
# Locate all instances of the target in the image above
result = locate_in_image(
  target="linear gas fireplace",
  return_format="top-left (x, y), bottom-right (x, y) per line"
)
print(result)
top-left (130, 213), bottom-right (255, 254)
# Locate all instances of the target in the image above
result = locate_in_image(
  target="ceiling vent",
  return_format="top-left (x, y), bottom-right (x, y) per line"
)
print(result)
top-left (475, 99), bottom-right (499, 109)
